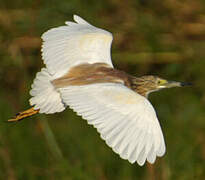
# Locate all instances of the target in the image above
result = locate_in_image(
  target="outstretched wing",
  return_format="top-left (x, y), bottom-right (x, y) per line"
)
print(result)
top-left (59, 83), bottom-right (166, 166)
top-left (41, 15), bottom-right (113, 78)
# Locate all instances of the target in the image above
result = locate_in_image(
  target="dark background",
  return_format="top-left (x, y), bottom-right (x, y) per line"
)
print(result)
top-left (0, 0), bottom-right (204, 179)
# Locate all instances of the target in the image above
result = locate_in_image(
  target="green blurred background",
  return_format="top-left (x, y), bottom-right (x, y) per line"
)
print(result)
top-left (0, 0), bottom-right (204, 179)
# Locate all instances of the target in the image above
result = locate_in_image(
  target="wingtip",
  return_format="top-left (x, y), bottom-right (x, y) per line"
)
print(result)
top-left (73, 14), bottom-right (79, 20)
top-left (65, 15), bottom-right (89, 26)
top-left (73, 14), bottom-right (91, 25)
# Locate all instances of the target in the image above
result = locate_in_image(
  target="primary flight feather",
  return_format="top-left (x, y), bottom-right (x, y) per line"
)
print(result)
top-left (9, 15), bottom-right (190, 166)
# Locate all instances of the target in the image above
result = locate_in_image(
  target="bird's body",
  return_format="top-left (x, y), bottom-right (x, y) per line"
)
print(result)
top-left (52, 63), bottom-right (130, 88)
top-left (51, 62), bottom-right (170, 97)
top-left (9, 15), bottom-right (190, 166)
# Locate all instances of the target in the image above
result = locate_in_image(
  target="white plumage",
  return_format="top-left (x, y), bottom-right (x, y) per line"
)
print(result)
top-left (60, 83), bottom-right (165, 165)
top-left (29, 15), bottom-right (166, 166)
top-left (41, 15), bottom-right (113, 79)
top-left (29, 68), bottom-right (65, 114)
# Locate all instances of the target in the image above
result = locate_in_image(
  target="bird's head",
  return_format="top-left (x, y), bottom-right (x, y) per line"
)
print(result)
top-left (133, 75), bottom-right (191, 97)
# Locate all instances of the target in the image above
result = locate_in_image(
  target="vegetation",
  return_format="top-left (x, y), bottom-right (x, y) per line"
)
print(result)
top-left (0, 0), bottom-right (205, 179)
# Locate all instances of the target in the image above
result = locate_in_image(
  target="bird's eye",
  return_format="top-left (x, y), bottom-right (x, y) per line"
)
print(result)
top-left (157, 79), bottom-right (167, 85)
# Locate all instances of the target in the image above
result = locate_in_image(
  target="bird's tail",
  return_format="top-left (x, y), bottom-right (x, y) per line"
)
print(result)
top-left (8, 107), bottom-right (39, 122)
top-left (29, 68), bottom-right (65, 114)
top-left (8, 68), bottom-right (66, 122)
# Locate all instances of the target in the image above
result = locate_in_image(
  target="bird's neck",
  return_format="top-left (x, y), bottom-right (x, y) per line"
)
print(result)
top-left (129, 77), bottom-right (157, 98)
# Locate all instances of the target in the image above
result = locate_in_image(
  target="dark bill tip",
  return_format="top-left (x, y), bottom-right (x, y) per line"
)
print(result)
top-left (180, 82), bottom-right (192, 87)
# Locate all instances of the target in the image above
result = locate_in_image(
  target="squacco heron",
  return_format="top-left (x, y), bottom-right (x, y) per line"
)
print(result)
top-left (9, 15), bottom-right (190, 166)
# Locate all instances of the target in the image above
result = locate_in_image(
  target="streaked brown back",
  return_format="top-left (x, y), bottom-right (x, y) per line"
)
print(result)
top-left (52, 63), bottom-right (132, 88)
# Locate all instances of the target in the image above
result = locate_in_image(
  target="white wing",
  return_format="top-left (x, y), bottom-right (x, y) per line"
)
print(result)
top-left (41, 15), bottom-right (113, 78)
top-left (59, 83), bottom-right (166, 166)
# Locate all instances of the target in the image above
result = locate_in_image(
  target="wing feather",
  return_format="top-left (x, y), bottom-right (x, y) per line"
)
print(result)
top-left (41, 15), bottom-right (113, 78)
top-left (59, 83), bottom-right (165, 166)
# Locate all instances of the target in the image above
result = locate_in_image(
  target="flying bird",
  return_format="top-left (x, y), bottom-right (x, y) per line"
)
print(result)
top-left (9, 15), bottom-right (190, 166)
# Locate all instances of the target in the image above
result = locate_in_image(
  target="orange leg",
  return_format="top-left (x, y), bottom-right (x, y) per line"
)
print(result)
top-left (8, 107), bottom-right (39, 122)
